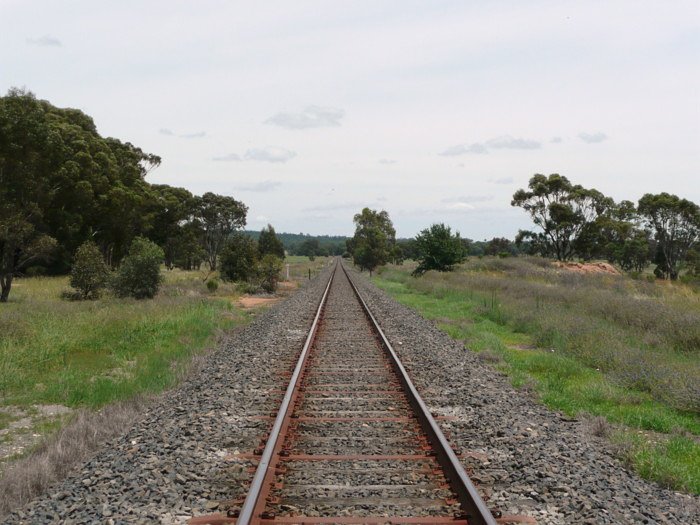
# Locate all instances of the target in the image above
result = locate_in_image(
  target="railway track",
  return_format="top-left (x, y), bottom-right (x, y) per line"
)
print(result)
top-left (192, 261), bottom-right (497, 525)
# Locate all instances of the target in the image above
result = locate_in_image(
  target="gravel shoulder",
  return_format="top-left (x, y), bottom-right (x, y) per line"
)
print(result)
top-left (349, 267), bottom-right (699, 524)
top-left (3, 267), bottom-right (333, 525)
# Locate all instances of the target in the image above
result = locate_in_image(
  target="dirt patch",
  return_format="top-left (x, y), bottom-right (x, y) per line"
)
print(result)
top-left (552, 261), bottom-right (621, 275)
top-left (278, 280), bottom-right (298, 292)
top-left (237, 296), bottom-right (279, 309)
top-left (0, 405), bottom-right (73, 470)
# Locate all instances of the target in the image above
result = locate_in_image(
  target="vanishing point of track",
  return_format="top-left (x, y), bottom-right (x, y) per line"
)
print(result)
top-left (192, 260), bottom-right (496, 525)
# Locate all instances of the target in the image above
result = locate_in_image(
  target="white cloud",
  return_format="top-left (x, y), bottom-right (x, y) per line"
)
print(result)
top-left (487, 135), bottom-right (541, 150)
top-left (439, 143), bottom-right (488, 156)
top-left (212, 153), bottom-right (242, 162)
top-left (266, 106), bottom-right (345, 129)
top-left (550, 136), bottom-right (563, 143)
top-left (236, 180), bottom-right (281, 192)
top-left (26, 35), bottom-right (61, 47)
top-left (490, 176), bottom-right (514, 185)
top-left (441, 195), bottom-right (494, 204)
top-left (160, 128), bottom-right (206, 138)
top-left (244, 147), bottom-right (296, 163)
top-left (213, 147), bottom-right (296, 163)
top-left (440, 136), bottom-right (540, 156)
top-left (180, 131), bottom-right (206, 139)
top-left (578, 132), bottom-right (608, 144)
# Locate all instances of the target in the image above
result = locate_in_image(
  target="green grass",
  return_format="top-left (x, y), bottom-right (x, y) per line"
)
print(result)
top-left (374, 261), bottom-right (700, 494)
top-left (0, 271), bottom-right (249, 409)
top-left (284, 255), bottom-right (333, 283)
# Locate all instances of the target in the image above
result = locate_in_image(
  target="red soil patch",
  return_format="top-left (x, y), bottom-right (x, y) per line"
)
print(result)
top-left (552, 261), bottom-right (621, 275)
top-left (237, 296), bottom-right (279, 308)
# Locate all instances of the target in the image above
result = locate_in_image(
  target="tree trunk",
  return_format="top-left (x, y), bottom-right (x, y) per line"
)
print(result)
top-left (0, 274), bottom-right (12, 303)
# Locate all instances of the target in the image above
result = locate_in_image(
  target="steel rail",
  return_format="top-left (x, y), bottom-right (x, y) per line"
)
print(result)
top-left (236, 264), bottom-right (336, 525)
top-left (341, 262), bottom-right (497, 525)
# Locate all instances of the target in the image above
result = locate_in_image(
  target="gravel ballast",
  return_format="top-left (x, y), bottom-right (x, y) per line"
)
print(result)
top-left (349, 267), bottom-right (699, 524)
top-left (3, 268), bottom-right (333, 525)
top-left (4, 263), bottom-right (699, 524)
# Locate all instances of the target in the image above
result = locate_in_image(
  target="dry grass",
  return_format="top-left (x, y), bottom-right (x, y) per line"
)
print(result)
top-left (587, 415), bottom-right (612, 438)
top-left (0, 397), bottom-right (146, 516)
top-left (383, 257), bottom-right (700, 413)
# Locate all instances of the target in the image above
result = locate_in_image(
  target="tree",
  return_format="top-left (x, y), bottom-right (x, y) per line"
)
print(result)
top-left (198, 193), bottom-right (247, 270)
top-left (257, 254), bottom-right (283, 293)
top-left (350, 208), bottom-right (396, 275)
top-left (0, 87), bottom-right (161, 281)
top-left (511, 174), bottom-right (612, 261)
top-left (298, 238), bottom-right (321, 259)
top-left (111, 237), bottom-right (164, 299)
top-left (514, 230), bottom-right (552, 257)
top-left (484, 237), bottom-right (516, 257)
top-left (69, 241), bottom-right (109, 299)
top-left (258, 224), bottom-right (285, 258)
top-left (638, 193), bottom-right (700, 280)
top-left (220, 233), bottom-right (258, 282)
top-left (0, 207), bottom-right (56, 302)
top-left (148, 185), bottom-right (198, 269)
top-left (412, 223), bottom-right (467, 276)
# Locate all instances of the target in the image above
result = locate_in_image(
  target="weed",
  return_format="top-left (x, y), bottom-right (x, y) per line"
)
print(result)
top-left (374, 259), bottom-right (700, 493)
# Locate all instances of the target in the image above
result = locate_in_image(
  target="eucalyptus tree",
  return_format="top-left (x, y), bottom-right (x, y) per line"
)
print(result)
top-left (638, 193), bottom-right (700, 280)
top-left (198, 193), bottom-right (248, 270)
top-left (511, 174), bottom-right (613, 261)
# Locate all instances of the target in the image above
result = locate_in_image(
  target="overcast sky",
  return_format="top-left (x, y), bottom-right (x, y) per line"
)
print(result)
top-left (2, 1), bottom-right (699, 238)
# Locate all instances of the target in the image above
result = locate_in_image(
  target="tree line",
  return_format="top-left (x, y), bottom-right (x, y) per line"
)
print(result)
top-left (512, 174), bottom-right (700, 280)
top-left (347, 175), bottom-right (699, 281)
top-left (0, 89), bottom-right (249, 301)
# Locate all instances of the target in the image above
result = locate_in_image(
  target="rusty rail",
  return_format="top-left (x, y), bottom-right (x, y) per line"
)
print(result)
top-left (207, 259), bottom-right (496, 525)
top-left (236, 265), bottom-right (335, 525)
top-left (341, 262), bottom-right (497, 525)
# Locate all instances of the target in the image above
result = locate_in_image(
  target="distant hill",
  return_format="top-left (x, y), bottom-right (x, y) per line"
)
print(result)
top-left (243, 230), bottom-right (349, 256)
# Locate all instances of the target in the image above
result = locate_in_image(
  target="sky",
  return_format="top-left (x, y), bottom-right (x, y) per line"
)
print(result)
top-left (2, 1), bottom-right (699, 239)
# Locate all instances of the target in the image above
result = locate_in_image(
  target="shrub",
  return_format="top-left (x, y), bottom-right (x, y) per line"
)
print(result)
top-left (69, 241), bottom-right (109, 300)
top-left (412, 223), bottom-right (467, 276)
top-left (111, 237), bottom-right (164, 299)
top-left (220, 233), bottom-right (258, 282)
top-left (206, 279), bottom-right (219, 293)
top-left (257, 254), bottom-right (283, 293)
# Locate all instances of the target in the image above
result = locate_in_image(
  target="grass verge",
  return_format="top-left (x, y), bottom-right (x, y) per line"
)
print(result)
top-left (0, 268), bottom-right (252, 516)
top-left (374, 262), bottom-right (700, 495)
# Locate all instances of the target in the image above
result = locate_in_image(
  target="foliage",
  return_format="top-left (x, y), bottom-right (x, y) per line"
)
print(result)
top-left (258, 224), bottom-right (285, 258)
top-left (512, 174), bottom-right (613, 261)
top-left (219, 233), bottom-right (258, 282)
top-left (69, 241), bottom-right (109, 300)
top-left (412, 223), bottom-right (467, 276)
top-left (148, 185), bottom-right (200, 270)
top-left (349, 208), bottom-right (396, 275)
top-left (0, 88), bottom-right (161, 276)
top-left (243, 231), bottom-right (348, 257)
top-left (297, 238), bottom-right (321, 259)
top-left (484, 237), bottom-right (517, 257)
top-left (0, 270), bottom-right (246, 408)
top-left (206, 279), bottom-right (219, 293)
top-left (375, 262), bottom-right (700, 493)
top-left (257, 254), bottom-right (283, 293)
top-left (638, 193), bottom-right (700, 280)
top-left (111, 237), bottom-right (164, 299)
top-left (198, 193), bottom-right (247, 270)
top-left (0, 205), bottom-right (57, 302)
